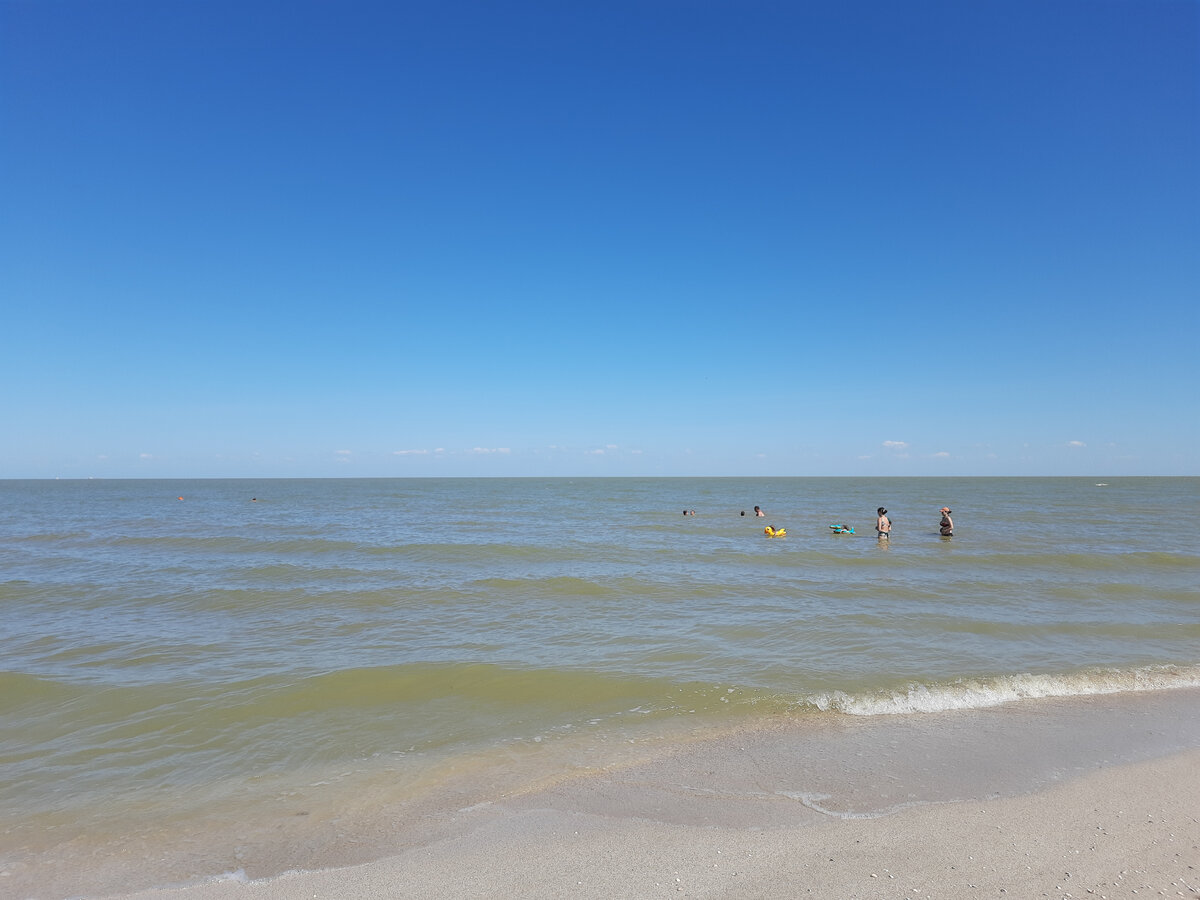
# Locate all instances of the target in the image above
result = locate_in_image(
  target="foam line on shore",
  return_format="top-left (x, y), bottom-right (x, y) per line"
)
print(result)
top-left (799, 662), bottom-right (1200, 716)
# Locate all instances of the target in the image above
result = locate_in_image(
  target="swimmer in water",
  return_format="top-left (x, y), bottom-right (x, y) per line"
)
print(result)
top-left (876, 507), bottom-right (891, 539)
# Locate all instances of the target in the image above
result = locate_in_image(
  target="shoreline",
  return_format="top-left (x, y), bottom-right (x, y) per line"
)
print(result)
top-left (81, 688), bottom-right (1200, 900)
top-left (124, 750), bottom-right (1200, 900)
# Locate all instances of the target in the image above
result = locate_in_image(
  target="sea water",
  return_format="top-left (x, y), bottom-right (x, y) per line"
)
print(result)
top-left (2, 477), bottom-right (1198, 895)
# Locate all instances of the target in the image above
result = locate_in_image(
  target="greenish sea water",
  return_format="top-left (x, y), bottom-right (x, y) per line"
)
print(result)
top-left (2, 477), bottom-right (1198, 896)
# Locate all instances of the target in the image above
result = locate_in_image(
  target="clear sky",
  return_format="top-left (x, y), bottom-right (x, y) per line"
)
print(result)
top-left (2, 0), bottom-right (1196, 478)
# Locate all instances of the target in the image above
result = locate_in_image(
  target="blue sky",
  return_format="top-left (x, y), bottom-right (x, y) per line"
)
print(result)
top-left (2, 0), bottom-right (1196, 477)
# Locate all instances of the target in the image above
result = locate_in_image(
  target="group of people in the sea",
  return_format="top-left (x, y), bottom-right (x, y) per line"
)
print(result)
top-left (731, 506), bottom-right (766, 517)
top-left (690, 505), bottom-right (955, 538)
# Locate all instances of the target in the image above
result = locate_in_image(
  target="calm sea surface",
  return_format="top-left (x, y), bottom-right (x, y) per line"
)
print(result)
top-left (2, 477), bottom-right (1199, 893)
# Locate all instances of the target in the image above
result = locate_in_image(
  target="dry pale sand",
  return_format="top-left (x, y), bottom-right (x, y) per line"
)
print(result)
top-left (115, 709), bottom-right (1199, 900)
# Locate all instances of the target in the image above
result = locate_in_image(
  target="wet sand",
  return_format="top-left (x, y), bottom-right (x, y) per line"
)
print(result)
top-left (106, 689), bottom-right (1200, 900)
top-left (120, 753), bottom-right (1199, 900)
top-left (3, 689), bottom-right (1194, 899)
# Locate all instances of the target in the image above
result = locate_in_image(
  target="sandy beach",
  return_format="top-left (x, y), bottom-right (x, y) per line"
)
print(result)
top-left (120, 752), bottom-right (1199, 900)
top-left (106, 691), bottom-right (1200, 900)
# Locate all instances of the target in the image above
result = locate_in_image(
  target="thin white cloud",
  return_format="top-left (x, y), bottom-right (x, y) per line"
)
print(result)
top-left (588, 448), bottom-right (606, 455)
top-left (1068, 440), bottom-right (1086, 448)
top-left (139, 453), bottom-right (153, 460)
top-left (471, 447), bottom-right (511, 454)
top-left (606, 444), bottom-right (618, 450)
top-left (334, 449), bottom-right (352, 456)
top-left (393, 449), bottom-right (429, 456)
top-left (882, 441), bottom-right (909, 451)
top-left (932, 451), bottom-right (950, 458)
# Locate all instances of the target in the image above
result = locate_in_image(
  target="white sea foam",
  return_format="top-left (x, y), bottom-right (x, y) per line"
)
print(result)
top-left (775, 790), bottom-right (926, 820)
top-left (802, 664), bottom-right (1200, 716)
top-left (210, 869), bottom-right (250, 883)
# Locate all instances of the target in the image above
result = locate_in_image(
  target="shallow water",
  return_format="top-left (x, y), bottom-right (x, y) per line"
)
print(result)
top-left (2, 477), bottom-right (1198, 895)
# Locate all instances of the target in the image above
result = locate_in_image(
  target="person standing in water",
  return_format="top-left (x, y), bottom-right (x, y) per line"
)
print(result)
top-left (876, 507), bottom-right (892, 539)
top-left (939, 507), bottom-right (954, 536)
top-left (754, 506), bottom-right (765, 517)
